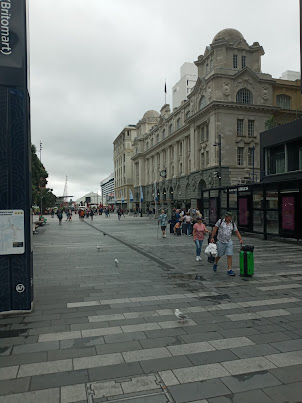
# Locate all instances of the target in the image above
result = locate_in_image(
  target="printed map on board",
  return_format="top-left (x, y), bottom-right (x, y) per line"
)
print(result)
top-left (0, 210), bottom-right (25, 255)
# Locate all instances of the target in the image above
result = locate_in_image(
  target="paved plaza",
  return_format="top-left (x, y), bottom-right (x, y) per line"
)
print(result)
top-left (1, 214), bottom-right (302, 402)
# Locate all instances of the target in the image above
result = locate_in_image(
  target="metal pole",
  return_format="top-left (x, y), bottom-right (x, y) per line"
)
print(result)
top-left (218, 134), bottom-right (222, 188)
top-left (39, 141), bottom-right (43, 215)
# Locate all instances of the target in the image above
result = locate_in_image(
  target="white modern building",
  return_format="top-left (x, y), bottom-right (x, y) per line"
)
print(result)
top-left (280, 70), bottom-right (300, 81)
top-left (172, 62), bottom-right (198, 109)
top-left (75, 192), bottom-right (100, 208)
top-left (100, 173), bottom-right (115, 206)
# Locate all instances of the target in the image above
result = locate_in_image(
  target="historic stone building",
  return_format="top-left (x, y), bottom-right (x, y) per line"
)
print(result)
top-left (115, 28), bottom-right (302, 213)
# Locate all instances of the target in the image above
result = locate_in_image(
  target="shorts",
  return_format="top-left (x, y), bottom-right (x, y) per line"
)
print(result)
top-left (161, 226), bottom-right (166, 231)
top-left (217, 240), bottom-right (233, 257)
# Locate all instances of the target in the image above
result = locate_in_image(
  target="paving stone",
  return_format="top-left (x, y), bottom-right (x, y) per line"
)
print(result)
top-left (104, 331), bottom-right (147, 344)
top-left (0, 388), bottom-right (60, 403)
top-left (48, 346), bottom-right (96, 361)
top-left (61, 383), bottom-right (87, 403)
top-left (256, 309), bottom-right (291, 318)
top-left (269, 364), bottom-right (302, 383)
top-left (181, 323), bottom-right (222, 333)
top-left (144, 327), bottom-right (187, 339)
top-left (0, 366), bottom-right (19, 380)
top-left (168, 379), bottom-right (230, 403)
top-left (187, 349), bottom-right (238, 366)
top-left (18, 359), bottom-right (73, 378)
top-left (123, 347), bottom-right (171, 362)
top-left (225, 313), bottom-right (261, 321)
top-left (60, 336), bottom-right (105, 349)
top-left (38, 330), bottom-right (81, 342)
top-left (172, 363), bottom-right (229, 384)
top-left (207, 389), bottom-right (274, 403)
top-left (0, 351), bottom-right (47, 367)
top-left (140, 355), bottom-right (193, 373)
top-left (30, 369), bottom-right (89, 391)
top-left (209, 336), bottom-right (254, 350)
top-left (265, 350), bottom-right (302, 367)
top-left (180, 332), bottom-right (224, 344)
top-left (95, 340), bottom-right (142, 355)
top-left (158, 370), bottom-right (180, 386)
top-left (167, 341), bottom-right (214, 356)
top-left (231, 343), bottom-right (279, 359)
top-left (139, 335), bottom-right (185, 349)
top-left (248, 331), bottom-right (292, 344)
top-left (220, 370), bottom-right (281, 393)
top-left (73, 352), bottom-right (124, 370)
top-left (221, 357), bottom-right (276, 375)
top-left (214, 328), bottom-right (260, 338)
top-left (0, 377), bottom-right (30, 396)
top-left (271, 338), bottom-right (302, 352)
top-left (263, 382), bottom-right (302, 402)
top-left (121, 323), bottom-right (161, 333)
top-left (88, 361), bottom-right (144, 382)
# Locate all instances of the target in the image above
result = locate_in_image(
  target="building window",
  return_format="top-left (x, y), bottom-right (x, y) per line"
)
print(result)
top-left (180, 163), bottom-right (182, 174)
top-left (179, 142), bottom-right (182, 155)
top-left (248, 120), bottom-right (255, 137)
top-left (248, 147), bottom-right (254, 166)
top-left (200, 152), bottom-right (204, 168)
top-left (162, 129), bottom-right (165, 138)
top-left (236, 88), bottom-right (253, 104)
top-left (233, 54), bottom-right (238, 68)
top-left (237, 119), bottom-right (244, 136)
top-left (237, 147), bottom-right (244, 166)
top-left (241, 56), bottom-right (246, 69)
top-left (186, 111), bottom-right (190, 120)
top-left (200, 126), bottom-right (204, 142)
top-left (151, 138), bottom-right (153, 147)
top-left (199, 96), bottom-right (206, 110)
top-left (157, 134), bottom-right (159, 143)
top-left (276, 94), bottom-right (291, 109)
top-left (169, 124), bottom-right (172, 135)
top-left (205, 151), bottom-right (209, 166)
top-left (146, 142), bottom-right (149, 150)
top-left (176, 118), bottom-right (181, 129)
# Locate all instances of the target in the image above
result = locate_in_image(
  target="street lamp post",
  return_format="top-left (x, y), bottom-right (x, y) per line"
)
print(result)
top-left (39, 141), bottom-right (43, 215)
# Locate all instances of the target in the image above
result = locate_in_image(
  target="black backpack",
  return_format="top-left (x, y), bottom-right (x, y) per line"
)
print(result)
top-left (212, 218), bottom-right (235, 243)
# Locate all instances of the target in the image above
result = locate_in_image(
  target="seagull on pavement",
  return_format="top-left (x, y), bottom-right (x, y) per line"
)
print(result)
top-left (97, 245), bottom-right (101, 252)
top-left (115, 259), bottom-right (119, 267)
top-left (175, 309), bottom-right (189, 323)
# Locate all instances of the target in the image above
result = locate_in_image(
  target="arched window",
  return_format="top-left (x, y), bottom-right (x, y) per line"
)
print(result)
top-left (169, 124), bottom-right (172, 134)
top-left (176, 118), bottom-right (181, 129)
top-left (199, 96), bottom-right (206, 110)
top-left (236, 88), bottom-right (253, 104)
top-left (277, 94), bottom-right (291, 109)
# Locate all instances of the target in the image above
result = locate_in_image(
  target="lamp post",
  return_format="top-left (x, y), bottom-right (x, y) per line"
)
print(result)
top-left (39, 141), bottom-right (43, 215)
top-left (213, 134), bottom-right (222, 188)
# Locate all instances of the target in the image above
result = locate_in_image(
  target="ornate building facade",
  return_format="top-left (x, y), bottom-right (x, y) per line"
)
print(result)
top-left (114, 29), bottom-right (302, 213)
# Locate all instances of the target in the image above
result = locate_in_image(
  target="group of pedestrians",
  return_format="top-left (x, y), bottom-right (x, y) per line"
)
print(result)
top-left (158, 208), bottom-right (243, 277)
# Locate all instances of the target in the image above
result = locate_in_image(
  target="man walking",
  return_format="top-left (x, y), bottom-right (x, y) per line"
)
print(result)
top-left (210, 211), bottom-right (243, 276)
top-left (158, 209), bottom-right (168, 238)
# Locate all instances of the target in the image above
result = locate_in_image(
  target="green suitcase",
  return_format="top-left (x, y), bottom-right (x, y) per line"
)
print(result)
top-left (240, 251), bottom-right (254, 276)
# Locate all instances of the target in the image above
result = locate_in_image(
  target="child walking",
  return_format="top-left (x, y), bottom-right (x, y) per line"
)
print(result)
top-left (193, 216), bottom-right (210, 261)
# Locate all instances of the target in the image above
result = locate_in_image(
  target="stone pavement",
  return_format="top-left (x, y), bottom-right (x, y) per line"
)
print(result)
top-left (1, 213), bottom-right (302, 402)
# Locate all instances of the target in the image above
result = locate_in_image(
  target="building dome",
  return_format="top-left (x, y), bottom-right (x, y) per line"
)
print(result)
top-left (143, 110), bottom-right (160, 119)
top-left (212, 28), bottom-right (244, 44)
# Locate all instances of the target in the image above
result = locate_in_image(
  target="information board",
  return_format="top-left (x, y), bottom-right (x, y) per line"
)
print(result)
top-left (0, 210), bottom-right (25, 255)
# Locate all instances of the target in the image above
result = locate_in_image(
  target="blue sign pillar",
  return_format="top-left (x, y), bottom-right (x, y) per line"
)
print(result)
top-left (0, 0), bottom-right (33, 313)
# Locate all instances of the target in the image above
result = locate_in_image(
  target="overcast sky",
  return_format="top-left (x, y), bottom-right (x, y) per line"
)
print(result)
top-left (29, 0), bottom-right (301, 200)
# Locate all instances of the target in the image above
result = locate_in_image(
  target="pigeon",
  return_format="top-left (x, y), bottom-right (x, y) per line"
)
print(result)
top-left (175, 309), bottom-right (189, 323)
top-left (115, 259), bottom-right (119, 267)
top-left (97, 245), bottom-right (101, 252)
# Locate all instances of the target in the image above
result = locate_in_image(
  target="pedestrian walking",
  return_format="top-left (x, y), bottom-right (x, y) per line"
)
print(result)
top-left (158, 209), bottom-right (168, 238)
top-left (57, 208), bottom-right (63, 225)
top-left (193, 216), bottom-right (210, 261)
top-left (90, 209), bottom-right (94, 220)
top-left (210, 211), bottom-right (243, 276)
top-left (117, 209), bottom-right (121, 220)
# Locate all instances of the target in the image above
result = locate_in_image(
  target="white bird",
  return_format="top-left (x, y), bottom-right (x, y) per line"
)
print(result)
top-left (97, 245), bottom-right (101, 252)
top-left (115, 259), bottom-right (119, 266)
top-left (175, 309), bottom-right (189, 323)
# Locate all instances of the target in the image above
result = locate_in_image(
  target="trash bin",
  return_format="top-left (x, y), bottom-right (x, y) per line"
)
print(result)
top-left (240, 245), bottom-right (254, 277)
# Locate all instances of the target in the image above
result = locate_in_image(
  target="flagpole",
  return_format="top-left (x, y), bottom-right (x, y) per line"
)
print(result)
top-left (164, 79), bottom-right (167, 104)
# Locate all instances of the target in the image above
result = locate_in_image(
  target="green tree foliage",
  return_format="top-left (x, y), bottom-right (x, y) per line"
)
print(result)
top-left (31, 145), bottom-right (57, 210)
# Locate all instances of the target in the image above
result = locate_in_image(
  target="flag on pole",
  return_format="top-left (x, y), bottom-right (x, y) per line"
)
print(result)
top-left (140, 186), bottom-right (143, 202)
top-left (154, 182), bottom-right (158, 201)
top-left (129, 189), bottom-right (134, 202)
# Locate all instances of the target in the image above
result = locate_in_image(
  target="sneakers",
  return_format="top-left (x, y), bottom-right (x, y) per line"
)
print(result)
top-left (213, 263), bottom-right (217, 272)
top-left (196, 256), bottom-right (200, 261)
top-left (227, 270), bottom-right (236, 276)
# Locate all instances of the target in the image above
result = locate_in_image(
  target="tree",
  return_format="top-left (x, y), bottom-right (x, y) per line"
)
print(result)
top-left (31, 145), bottom-right (57, 210)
